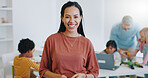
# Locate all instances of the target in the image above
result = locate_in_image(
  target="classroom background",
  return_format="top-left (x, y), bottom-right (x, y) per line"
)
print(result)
top-left (1, 0), bottom-right (148, 78)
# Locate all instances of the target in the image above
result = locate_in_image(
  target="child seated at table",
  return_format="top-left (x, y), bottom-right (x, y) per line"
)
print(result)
top-left (99, 40), bottom-right (121, 78)
top-left (14, 38), bottom-right (39, 78)
top-left (100, 40), bottom-right (121, 66)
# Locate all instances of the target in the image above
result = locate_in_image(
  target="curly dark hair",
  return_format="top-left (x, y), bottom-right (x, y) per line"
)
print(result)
top-left (18, 38), bottom-right (35, 54)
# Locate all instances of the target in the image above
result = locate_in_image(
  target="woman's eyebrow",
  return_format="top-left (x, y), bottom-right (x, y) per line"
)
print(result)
top-left (74, 14), bottom-right (79, 16)
top-left (65, 14), bottom-right (70, 16)
top-left (65, 14), bottom-right (79, 16)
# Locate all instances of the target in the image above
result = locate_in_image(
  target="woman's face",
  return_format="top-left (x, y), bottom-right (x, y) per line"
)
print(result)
top-left (106, 45), bottom-right (116, 54)
top-left (62, 6), bottom-right (82, 33)
top-left (140, 32), bottom-right (146, 42)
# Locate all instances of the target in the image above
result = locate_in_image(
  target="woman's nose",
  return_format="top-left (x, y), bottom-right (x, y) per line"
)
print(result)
top-left (69, 17), bottom-right (75, 22)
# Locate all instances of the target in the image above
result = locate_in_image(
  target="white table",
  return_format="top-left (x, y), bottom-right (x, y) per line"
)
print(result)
top-left (98, 64), bottom-right (148, 78)
top-left (34, 65), bottom-right (148, 78)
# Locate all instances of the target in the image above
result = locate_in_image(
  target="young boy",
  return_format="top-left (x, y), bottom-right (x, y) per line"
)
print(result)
top-left (100, 40), bottom-right (121, 66)
top-left (14, 38), bottom-right (39, 78)
top-left (99, 40), bottom-right (121, 78)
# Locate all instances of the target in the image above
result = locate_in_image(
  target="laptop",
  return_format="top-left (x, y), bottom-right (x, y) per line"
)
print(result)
top-left (96, 53), bottom-right (119, 70)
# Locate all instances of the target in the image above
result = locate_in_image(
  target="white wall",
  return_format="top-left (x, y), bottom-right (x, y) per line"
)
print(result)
top-left (78, 0), bottom-right (105, 52)
top-left (13, 0), bottom-right (148, 54)
top-left (13, 0), bottom-right (57, 51)
top-left (13, 0), bottom-right (105, 52)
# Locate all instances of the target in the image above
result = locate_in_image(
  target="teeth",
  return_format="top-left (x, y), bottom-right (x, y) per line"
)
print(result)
top-left (69, 25), bottom-right (75, 27)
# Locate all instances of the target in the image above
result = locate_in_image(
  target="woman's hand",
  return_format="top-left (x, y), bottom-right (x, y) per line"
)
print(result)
top-left (71, 73), bottom-right (86, 78)
top-left (44, 71), bottom-right (67, 78)
top-left (138, 38), bottom-right (142, 44)
top-left (61, 75), bottom-right (67, 78)
top-left (138, 38), bottom-right (145, 46)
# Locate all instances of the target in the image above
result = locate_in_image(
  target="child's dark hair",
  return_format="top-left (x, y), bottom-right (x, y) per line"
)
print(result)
top-left (106, 40), bottom-right (117, 51)
top-left (18, 38), bottom-right (35, 54)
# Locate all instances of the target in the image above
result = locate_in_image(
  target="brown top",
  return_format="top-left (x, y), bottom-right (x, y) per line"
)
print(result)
top-left (39, 33), bottom-right (99, 78)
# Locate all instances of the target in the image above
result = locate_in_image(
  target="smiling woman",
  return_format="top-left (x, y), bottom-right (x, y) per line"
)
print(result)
top-left (61, 6), bottom-right (82, 35)
top-left (39, 1), bottom-right (99, 78)
top-left (58, 1), bottom-right (85, 37)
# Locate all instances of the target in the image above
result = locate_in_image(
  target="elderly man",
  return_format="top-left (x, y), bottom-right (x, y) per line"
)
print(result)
top-left (110, 15), bottom-right (141, 78)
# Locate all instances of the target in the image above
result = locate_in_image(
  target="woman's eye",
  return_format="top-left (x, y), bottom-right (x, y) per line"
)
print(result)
top-left (66, 17), bottom-right (70, 18)
top-left (74, 16), bottom-right (78, 18)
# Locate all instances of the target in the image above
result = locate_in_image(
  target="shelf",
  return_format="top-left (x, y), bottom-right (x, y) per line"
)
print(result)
top-left (0, 8), bottom-right (12, 11)
top-left (0, 38), bottom-right (13, 42)
top-left (0, 0), bottom-right (13, 59)
top-left (0, 23), bottom-right (12, 26)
